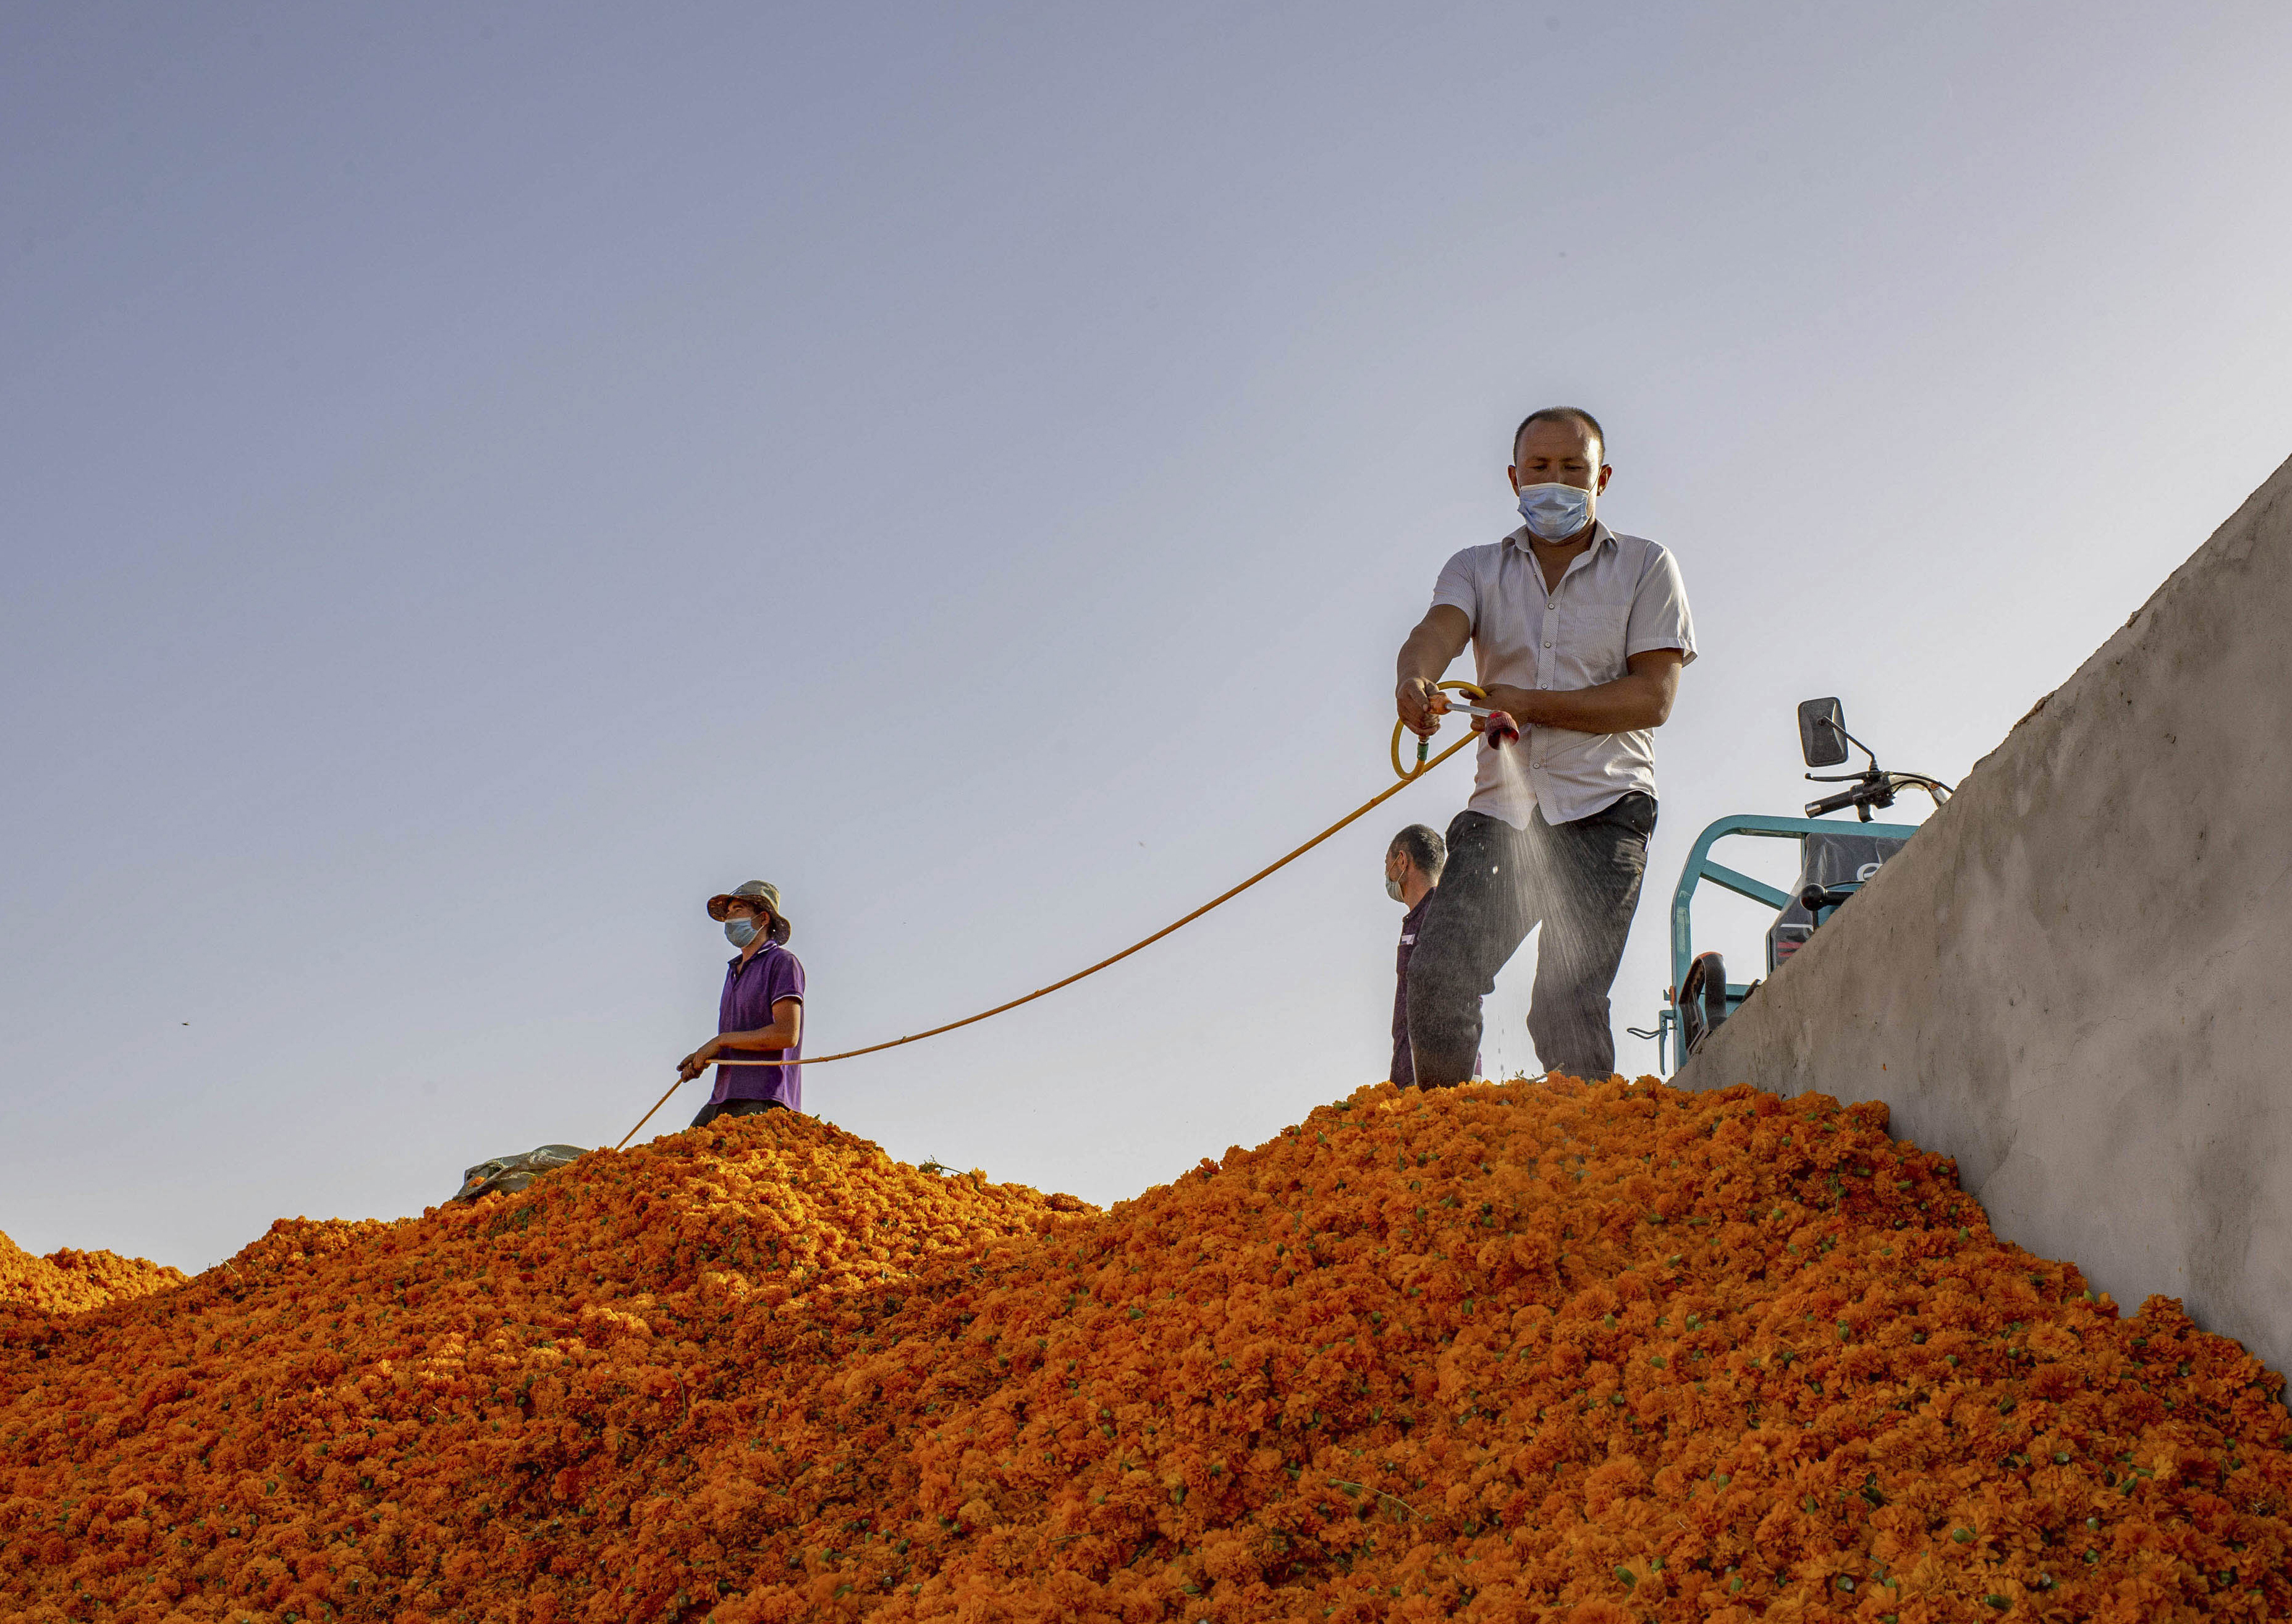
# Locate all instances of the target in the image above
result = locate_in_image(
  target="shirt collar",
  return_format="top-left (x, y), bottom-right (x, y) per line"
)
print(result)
top-left (727, 940), bottom-right (782, 970)
top-left (1506, 518), bottom-right (1615, 559)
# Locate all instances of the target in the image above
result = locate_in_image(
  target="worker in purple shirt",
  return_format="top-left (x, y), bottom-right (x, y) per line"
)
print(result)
top-left (677, 879), bottom-right (805, 1126)
top-left (1384, 824), bottom-right (1462, 1088)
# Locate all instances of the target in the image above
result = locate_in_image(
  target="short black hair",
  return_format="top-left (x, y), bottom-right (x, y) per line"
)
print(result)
top-left (1512, 406), bottom-right (1606, 465)
top-left (1388, 823), bottom-right (1446, 881)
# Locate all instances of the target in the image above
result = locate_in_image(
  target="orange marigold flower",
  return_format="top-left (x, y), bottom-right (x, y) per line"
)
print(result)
top-left (4, 1080), bottom-right (2290, 1622)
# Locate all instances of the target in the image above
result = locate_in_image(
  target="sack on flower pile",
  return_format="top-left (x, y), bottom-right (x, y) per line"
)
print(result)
top-left (449, 1141), bottom-right (586, 1203)
top-left (5, 1080), bottom-right (2290, 1624)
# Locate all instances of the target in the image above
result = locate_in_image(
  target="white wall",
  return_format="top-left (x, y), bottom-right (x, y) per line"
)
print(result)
top-left (1680, 450), bottom-right (2292, 1377)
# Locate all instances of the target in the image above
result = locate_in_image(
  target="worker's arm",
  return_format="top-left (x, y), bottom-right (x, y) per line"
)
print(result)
top-left (1394, 604), bottom-right (1474, 736)
top-left (1476, 648), bottom-right (1686, 735)
top-left (677, 997), bottom-right (804, 1081)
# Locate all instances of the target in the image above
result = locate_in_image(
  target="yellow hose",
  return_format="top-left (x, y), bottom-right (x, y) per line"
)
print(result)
top-left (1390, 680), bottom-right (1487, 780)
top-left (617, 695), bottom-right (1490, 1149)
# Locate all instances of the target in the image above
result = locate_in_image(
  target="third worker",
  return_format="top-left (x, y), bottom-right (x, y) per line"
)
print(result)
top-left (1384, 822), bottom-right (1450, 1089)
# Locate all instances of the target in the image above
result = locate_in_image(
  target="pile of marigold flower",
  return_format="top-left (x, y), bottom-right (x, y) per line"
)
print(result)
top-left (4, 1079), bottom-right (2289, 1624)
top-left (0, 1227), bottom-right (184, 1317)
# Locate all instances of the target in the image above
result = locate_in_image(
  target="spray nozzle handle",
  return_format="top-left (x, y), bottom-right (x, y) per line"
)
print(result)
top-left (1473, 708), bottom-right (1521, 746)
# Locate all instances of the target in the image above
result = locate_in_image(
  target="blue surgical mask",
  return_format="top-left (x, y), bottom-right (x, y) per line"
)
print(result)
top-left (724, 918), bottom-right (761, 949)
top-left (1515, 481), bottom-right (1594, 540)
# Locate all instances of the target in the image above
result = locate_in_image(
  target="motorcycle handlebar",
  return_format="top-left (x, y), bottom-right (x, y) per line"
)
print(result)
top-left (1804, 787), bottom-right (1863, 817)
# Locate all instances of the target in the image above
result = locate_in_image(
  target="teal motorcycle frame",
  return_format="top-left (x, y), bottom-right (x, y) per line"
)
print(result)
top-left (1630, 697), bottom-right (1950, 1074)
top-left (1634, 812), bottom-right (1922, 1076)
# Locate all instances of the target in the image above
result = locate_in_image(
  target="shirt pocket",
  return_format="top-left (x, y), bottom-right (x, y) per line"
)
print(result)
top-left (1558, 602), bottom-right (1631, 683)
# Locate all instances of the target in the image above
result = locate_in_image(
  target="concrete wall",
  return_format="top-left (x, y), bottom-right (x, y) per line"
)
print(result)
top-left (1678, 450), bottom-right (2292, 1377)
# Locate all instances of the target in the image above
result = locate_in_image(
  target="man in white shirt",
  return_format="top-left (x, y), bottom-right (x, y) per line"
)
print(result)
top-left (1392, 407), bottom-right (1696, 1085)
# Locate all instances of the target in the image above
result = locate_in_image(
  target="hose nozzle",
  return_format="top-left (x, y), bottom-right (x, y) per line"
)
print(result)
top-left (1453, 701), bottom-right (1520, 746)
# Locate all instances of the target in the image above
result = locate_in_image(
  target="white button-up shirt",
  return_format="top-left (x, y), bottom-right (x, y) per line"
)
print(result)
top-left (1429, 521), bottom-right (1696, 826)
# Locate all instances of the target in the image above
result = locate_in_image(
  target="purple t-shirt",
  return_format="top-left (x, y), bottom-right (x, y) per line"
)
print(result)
top-left (713, 942), bottom-right (805, 1110)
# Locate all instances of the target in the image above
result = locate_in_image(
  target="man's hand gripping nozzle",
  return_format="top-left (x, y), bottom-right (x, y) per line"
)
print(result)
top-left (1453, 701), bottom-right (1521, 746)
top-left (1393, 680), bottom-right (1516, 781)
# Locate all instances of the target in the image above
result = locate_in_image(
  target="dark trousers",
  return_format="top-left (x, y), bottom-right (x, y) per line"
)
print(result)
top-left (690, 1097), bottom-right (785, 1129)
top-left (1405, 794), bottom-right (1656, 1086)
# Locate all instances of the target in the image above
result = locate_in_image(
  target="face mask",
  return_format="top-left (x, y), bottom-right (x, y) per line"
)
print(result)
top-left (1515, 481), bottom-right (1594, 540)
top-left (724, 918), bottom-right (761, 949)
top-left (1385, 874), bottom-right (1405, 902)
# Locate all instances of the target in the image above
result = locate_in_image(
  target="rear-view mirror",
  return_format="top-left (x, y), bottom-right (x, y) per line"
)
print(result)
top-left (1798, 697), bottom-right (1848, 768)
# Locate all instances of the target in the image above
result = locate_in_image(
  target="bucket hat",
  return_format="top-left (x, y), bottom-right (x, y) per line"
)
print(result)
top-left (705, 879), bottom-right (792, 944)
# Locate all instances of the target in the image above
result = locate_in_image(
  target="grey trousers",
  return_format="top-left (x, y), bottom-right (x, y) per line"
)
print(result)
top-left (690, 1096), bottom-right (786, 1129)
top-left (1405, 795), bottom-right (1656, 1086)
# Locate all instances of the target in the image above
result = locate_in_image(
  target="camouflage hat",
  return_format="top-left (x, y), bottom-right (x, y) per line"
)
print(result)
top-left (705, 879), bottom-right (792, 944)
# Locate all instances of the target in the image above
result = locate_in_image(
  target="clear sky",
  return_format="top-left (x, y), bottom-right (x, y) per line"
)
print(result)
top-left (6, 3), bottom-right (2290, 1272)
